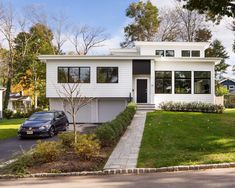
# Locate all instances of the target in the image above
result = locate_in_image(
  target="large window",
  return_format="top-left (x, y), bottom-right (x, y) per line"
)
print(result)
top-left (175, 71), bottom-right (191, 94)
top-left (194, 71), bottom-right (211, 94)
top-left (155, 71), bottom-right (172, 94)
top-left (97, 67), bottom-right (118, 83)
top-left (58, 67), bottom-right (90, 83)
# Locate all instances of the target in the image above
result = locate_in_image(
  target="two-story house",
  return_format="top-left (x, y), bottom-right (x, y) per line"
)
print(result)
top-left (39, 42), bottom-right (220, 123)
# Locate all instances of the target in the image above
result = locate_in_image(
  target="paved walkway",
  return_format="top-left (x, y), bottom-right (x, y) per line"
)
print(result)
top-left (104, 110), bottom-right (147, 169)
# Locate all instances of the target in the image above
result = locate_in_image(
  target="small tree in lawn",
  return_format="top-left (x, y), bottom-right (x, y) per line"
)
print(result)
top-left (56, 83), bottom-right (92, 143)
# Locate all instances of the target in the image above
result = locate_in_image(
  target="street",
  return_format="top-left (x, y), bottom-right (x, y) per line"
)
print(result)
top-left (1, 168), bottom-right (235, 188)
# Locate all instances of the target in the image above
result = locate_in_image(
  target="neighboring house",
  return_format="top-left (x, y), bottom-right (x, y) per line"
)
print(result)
top-left (8, 93), bottom-right (32, 113)
top-left (39, 41), bottom-right (220, 123)
top-left (219, 78), bottom-right (235, 93)
top-left (0, 87), bottom-right (5, 119)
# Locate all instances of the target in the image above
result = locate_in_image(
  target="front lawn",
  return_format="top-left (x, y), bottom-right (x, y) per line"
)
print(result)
top-left (0, 119), bottom-right (25, 140)
top-left (138, 109), bottom-right (235, 168)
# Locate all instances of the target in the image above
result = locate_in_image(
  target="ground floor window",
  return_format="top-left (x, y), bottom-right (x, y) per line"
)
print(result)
top-left (175, 71), bottom-right (191, 94)
top-left (97, 67), bottom-right (118, 83)
top-left (155, 71), bottom-right (172, 93)
top-left (194, 71), bottom-right (211, 94)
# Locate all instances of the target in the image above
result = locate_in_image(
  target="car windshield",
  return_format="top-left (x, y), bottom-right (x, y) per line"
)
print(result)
top-left (28, 113), bottom-right (54, 121)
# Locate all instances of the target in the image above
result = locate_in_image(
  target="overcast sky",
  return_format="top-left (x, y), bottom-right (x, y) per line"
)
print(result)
top-left (1, 0), bottom-right (235, 77)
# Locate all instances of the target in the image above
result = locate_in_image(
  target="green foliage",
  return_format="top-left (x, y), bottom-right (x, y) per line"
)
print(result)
top-left (73, 134), bottom-right (100, 160)
top-left (183, 0), bottom-right (235, 23)
top-left (3, 109), bottom-right (13, 119)
top-left (32, 141), bottom-right (64, 163)
top-left (194, 28), bottom-right (212, 42)
top-left (216, 85), bottom-right (229, 96)
top-left (58, 131), bottom-right (75, 148)
top-left (95, 104), bottom-right (136, 147)
top-left (121, 1), bottom-right (159, 47)
top-left (1, 153), bottom-right (33, 175)
top-left (159, 101), bottom-right (224, 114)
top-left (205, 39), bottom-right (229, 78)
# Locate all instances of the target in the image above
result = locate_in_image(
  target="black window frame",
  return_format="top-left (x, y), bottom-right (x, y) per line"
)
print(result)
top-left (155, 50), bottom-right (164, 57)
top-left (194, 71), bottom-right (211, 94)
top-left (165, 50), bottom-right (175, 57)
top-left (181, 50), bottom-right (190, 57)
top-left (57, 66), bottom-right (90, 83)
top-left (175, 71), bottom-right (192, 94)
top-left (97, 67), bottom-right (119, 83)
top-left (191, 50), bottom-right (200, 57)
top-left (155, 71), bottom-right (172, 94)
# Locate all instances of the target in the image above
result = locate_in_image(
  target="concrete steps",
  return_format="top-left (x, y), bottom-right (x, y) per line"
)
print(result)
top-left (137, 104), bottom-right (156, 111)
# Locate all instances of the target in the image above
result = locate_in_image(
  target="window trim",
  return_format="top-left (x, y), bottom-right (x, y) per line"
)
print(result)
top-left (174, 71), bottom-right (192, 94)
top-left (155, 71), bottom-right (172, 94)
top-left (57, 66), bottom-right (91, 83)
top-left (96, 67), bottom-right (119, 84)
top-left (194, 71), bottom-right (211, 94)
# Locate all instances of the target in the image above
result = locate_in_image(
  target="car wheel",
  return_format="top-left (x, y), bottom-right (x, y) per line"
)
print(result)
top-left (49, 126), bottom-right (55, 137)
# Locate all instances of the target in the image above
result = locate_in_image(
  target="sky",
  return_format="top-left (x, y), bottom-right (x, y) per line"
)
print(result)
top-left (1, 0), bottom-right (235, 77)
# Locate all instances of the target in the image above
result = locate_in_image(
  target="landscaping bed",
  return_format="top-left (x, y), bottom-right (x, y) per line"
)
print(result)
top-left (138, 109), bottom-right (235, 168)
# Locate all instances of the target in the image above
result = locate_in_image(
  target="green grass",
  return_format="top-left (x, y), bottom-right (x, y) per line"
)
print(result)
top-left (138, 109), bottom-right (235, 168)
top-left (0, 119), bottom-right (25, 140)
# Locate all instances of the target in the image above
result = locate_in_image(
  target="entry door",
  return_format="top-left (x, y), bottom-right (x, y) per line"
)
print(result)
top-left (137, 79), bottom-right (147, 103)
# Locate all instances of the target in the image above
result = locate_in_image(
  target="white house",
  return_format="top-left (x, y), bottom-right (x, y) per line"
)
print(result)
top-left (39, 42), bottom-right (220, 123)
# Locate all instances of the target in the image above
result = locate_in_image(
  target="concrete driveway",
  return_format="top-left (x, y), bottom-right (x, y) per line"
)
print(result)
top-left (0, 124), bottom-right (98, 163)
top-left (1, 168), bottom-right (235, 188)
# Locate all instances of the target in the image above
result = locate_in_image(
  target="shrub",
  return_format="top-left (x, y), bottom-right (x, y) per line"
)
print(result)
top-left (216, 85), bottom-right (229, 96)
top-left (2, 153), bottom-right (33, 175)
top-left (32, 141), bottom-right (64, 163)
top-left (12, 111), bottom-right (24, 119)
top-left (95, 103), bottom-right (136, 147)
top-left (159, 101), bottom-right (224, 114)
top-left (73, 134), bottom-right (100, 160)
top-left (95, 124), bottom-right (116, 146)
top-left (58, 131), bottom-right (75, 148)
top-left (3, 109), bottom-right (13, 119)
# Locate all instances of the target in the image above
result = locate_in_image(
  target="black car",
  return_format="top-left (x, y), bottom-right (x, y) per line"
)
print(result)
top-left (18, 111), bottom-right (69, 138)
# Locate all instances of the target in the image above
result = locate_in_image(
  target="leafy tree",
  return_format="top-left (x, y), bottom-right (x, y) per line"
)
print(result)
top-left (181, 0), bottom-right (235, 23)
top-left (194, 28), bottom-right (212, 42)
top-left (121, 1), bottom-right (159, 47)
top-left (14, 23), bottom-right (55, 109)
top-left (205, 40), bottom-right (229, 78)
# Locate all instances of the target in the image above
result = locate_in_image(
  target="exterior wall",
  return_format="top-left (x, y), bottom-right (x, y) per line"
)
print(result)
top-left (139, 45), bottom-right (205, 58)
top-left (154, 61), bottom-right (215, 107)
top-left (46, 60), bottom-right (132, 98)
top-left (49, 98), bottom-right (127, 123)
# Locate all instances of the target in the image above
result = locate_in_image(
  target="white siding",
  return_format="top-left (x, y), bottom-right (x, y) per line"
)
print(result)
top-left (154, 61), bottom-right (215, 107)
top-left (46, 60), bottom-right (132, 98)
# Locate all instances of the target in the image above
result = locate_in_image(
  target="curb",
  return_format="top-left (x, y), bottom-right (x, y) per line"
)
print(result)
top-left (1, 162), bottom-right (235, 179)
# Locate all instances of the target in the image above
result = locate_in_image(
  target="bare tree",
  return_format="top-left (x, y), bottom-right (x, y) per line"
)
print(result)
top-left (56, 83), bottom-right (93, 143)
top-left (156, 8), bottom-right (181, 41)
top-left (69, 25), bottom-right (108, 55)
top-left (51, 12), bottom-right (68, 54)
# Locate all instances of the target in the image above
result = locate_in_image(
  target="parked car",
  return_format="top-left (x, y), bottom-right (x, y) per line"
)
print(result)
top-left (18, 111), bottom-right (69, 138)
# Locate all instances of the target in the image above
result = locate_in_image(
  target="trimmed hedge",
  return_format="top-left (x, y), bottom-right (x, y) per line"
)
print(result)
top-left (159, 101), bottom-right (224, 114)
top-left (95, 103), bottom-right (136, 147)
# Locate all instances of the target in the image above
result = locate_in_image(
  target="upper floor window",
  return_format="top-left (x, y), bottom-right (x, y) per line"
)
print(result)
top-left (166, 50), bottom-right (175, 57)
top-left (97, 67), bottom-right (118, 83)
top-left (194, 71), bottom-right (211, 94)
top-left (181, 50), bottom-right (190, 57)
top-left (192, 50), bottom-right (200, 57)
top-left (175, 71), bottom-right (191, 94)
top-left (155, 50), bottom-right (164, 56)
top-left (155, 71), bottom-right (172, 94)
top-left (58, 67), bottom-right (90, 83)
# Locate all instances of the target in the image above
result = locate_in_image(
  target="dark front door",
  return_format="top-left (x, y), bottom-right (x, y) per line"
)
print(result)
top-left (137, 79), bottom-right (147, 103)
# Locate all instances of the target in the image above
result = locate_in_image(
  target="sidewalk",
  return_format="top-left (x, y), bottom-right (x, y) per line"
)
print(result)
top-left (104, 110), bottom-right (147, 169)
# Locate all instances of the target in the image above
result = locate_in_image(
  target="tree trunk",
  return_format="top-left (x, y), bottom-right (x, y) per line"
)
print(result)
top-left (3, 78), bottom-right (11, 110)
top-left (34, 93), bottom-right (37, 110)
top-left (73, 112), bottom-right (77, 143)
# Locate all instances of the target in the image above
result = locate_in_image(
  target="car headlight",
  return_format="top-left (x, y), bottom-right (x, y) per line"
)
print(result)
top-left (39, 124), bottom-right (50, 130)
